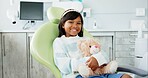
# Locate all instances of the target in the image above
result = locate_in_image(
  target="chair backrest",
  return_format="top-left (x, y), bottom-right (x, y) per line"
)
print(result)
top-left (30, 7), bottom-right (93, 78)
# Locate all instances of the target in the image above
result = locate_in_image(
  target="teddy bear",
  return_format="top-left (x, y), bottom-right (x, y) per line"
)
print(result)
top-left (77, 38), bottom-right (118, 77)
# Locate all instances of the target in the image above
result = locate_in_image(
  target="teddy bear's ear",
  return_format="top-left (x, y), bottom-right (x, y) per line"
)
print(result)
top-left (90, 38), bottom-right (96, 42)
top-left (87, 38), bottom-right (95, 44)
top-left (90, 38), bottom-right (101, 45)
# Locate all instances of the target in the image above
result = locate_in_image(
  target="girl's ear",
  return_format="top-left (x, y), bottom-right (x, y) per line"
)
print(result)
top-left (62, 25), bottom-right (64, 28)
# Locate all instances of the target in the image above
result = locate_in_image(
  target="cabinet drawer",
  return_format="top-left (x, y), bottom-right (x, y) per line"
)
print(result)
top-left (115, 57), bottom-right (135, 66)
top-left (116, 45), bottom-right (135, 52)
top-left (116, 38), bottom-right (135, 44)
top-left (115, 32), bottom-right (137, 38)
top-left (115, 52), bottom-right (134, 58)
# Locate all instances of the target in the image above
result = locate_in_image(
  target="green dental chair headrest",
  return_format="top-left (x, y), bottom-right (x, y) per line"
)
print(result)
top-left (47, 7), bottom-right (65, 24)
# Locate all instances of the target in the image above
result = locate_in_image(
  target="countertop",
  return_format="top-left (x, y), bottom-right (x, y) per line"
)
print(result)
top-left (87, 28), bottom-right (148, 32)
top-left (0, 29), bottom-right (35, 33)
top-left (0, 28), bottom-right (147, 33)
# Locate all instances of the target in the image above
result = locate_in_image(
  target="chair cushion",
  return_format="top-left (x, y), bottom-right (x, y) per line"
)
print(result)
top-left (30, 22), bottom-right (61, 78)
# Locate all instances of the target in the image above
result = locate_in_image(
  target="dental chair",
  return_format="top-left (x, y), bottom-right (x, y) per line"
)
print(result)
top-left (30, 7), bottom-right (148, 78)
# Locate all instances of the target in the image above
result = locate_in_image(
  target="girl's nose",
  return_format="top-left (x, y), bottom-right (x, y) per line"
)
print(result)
top-left (72, 24), bottom-right (77, 28)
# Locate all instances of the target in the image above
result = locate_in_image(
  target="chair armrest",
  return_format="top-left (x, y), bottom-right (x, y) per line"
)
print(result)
top-left (117, 65), bottom-right (148, 77)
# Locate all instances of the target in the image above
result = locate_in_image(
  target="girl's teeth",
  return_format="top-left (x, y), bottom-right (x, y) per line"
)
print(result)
top-left (72, 29), bottom-right (76, 31)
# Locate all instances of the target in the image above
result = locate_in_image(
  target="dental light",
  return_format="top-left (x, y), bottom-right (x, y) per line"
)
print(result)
top-left (7, 7), bottom-right (18, 24)
top-left (6, 0), bottom-right (18, 24)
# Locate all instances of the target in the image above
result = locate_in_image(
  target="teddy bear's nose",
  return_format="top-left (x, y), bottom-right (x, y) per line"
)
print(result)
top-left (95, 45), bottom-right (98, 48)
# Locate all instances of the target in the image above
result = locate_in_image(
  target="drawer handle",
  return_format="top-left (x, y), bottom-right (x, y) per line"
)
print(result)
top-left (129, 47), bottom-right (135, 49)
top-left (31, 56), bottom-right (33, 68)
top-left (129, 41), bottom-right (135, 43)
top-left (136, 56), bottom-right (143, 58)
top-left (128, 47), bottom-right (135, 51)
top-left (129, 34), bottom-right (137, 36)
top-left (109, 47), bottom-right (113, 61)
top-left (28, 36), bottom-right (33, 68)
top-left (2, 35), bottom-right (6, 56)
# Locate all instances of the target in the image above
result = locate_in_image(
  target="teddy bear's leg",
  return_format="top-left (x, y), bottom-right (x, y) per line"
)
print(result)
top-left (78, 64), bottom-right (95, 77)
top-left (103, 61), bottom-right (118, 74)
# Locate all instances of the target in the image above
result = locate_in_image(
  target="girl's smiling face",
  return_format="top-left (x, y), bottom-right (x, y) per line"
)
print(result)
top-left (62, 16), bottom-right (82, 37)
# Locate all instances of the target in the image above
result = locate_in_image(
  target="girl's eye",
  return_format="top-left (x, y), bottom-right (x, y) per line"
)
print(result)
top-left (68, 21), bottom-right (73, 23)
top-left (77, 22), bottom-right (81, 25)
top-left (89, 46), bottom-right (91, 48)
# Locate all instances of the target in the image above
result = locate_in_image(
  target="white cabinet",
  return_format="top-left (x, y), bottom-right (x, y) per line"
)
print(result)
top-left (27, 33), bottom-right (55, 78)
top-left (0, 30), bottom-right (146, 78)
top-left (115, 31), bottom-right (137, 66)
top-left (0, 33), bottom-right (2, 78)
top-left (0, 32), bottom-right (56, 78)
top-left (93, 36), bottom-right (113, 61)
top-left (1, 33), bottom-right (27, 78)
top-left (0, 32), bottom-right (55, 78)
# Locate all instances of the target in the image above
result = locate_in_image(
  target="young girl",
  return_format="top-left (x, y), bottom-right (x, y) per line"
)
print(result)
top-left (53, 9), bottom-right (132, 78)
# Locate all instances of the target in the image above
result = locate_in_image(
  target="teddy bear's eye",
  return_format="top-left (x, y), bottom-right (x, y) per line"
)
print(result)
top-left (89, 46), bottom-right (91, 48)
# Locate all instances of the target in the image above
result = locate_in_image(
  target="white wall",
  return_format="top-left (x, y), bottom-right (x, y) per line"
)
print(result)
top-left (0, 0), bottom-right (147, 30)
top-left (82, 0), bottom-right (148, 29)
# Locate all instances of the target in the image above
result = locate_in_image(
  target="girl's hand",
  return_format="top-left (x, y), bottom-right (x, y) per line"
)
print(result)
top-left (86, 56), bottom-right (99, 71)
